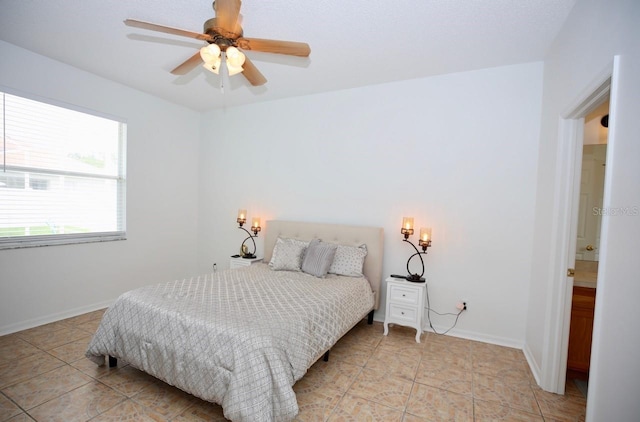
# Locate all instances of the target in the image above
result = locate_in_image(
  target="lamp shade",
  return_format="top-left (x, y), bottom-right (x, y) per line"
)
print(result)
top-left (226, 47), bottom-right (246, 67)
top-left (420, 227), bottom-right (431, 243)
top-left (202, 60), bottom-right (221, 74)
top-left (200, 44), bottom-right (221, 63)
top-left (227, 63), bottom-right (244, 76)
top-left (237, 209), bottom-right (247, 225)
top-left (402, 217), bottom-right (414, 231)
top-left (251, 217), bottom-right (260, 229)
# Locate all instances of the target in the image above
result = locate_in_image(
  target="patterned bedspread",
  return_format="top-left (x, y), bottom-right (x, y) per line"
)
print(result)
top-left (86, 263), bottom-right (374, 421)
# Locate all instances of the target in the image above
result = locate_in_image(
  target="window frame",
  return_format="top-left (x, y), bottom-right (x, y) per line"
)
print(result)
top-left (0, 88), bottom-right (127, 250)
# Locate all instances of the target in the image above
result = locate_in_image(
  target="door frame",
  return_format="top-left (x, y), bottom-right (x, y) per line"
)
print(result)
top-left (543, 63), bottom-right (612, 394)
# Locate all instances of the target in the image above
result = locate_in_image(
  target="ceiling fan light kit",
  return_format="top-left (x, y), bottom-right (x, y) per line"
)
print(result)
top-left (226, 47), bottom-right (245, 67)
top-left (200, 43), bottom-right (221, 63)
top-left (200, 44), bottom-right (221, 74)
top-left (124, 0), bottom-right (310, 87)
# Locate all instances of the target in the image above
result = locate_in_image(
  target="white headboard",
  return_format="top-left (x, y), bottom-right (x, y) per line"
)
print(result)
top-left (264, 220), bottom-right (384, 310)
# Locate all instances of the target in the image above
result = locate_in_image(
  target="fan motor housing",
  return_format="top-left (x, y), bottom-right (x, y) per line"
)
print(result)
top-left (204, 17), bottom-right (242, 48)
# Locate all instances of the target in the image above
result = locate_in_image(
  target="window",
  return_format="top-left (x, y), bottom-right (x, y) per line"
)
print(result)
top-left (0, 91), bottom-right (126, 249)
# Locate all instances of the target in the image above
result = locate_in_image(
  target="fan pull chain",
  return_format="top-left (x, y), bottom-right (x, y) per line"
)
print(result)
top-left (220, 52), bottom-right (226, 94)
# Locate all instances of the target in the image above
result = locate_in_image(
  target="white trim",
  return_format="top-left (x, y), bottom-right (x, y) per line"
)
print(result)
top-left (424, 325), bottom-right (524, 349)
top-left (523, 342), bottom-right (542, 385)
top-left (2, 164), bottom-right (122, 181)
top-left (561, 76), bottom-right (612, 120)
top-left (539, 62), bottom-right (613, 393)
top-left (0, 299), bottom-right (114, 336)
top-left (375, 312), bottom-right (525, 349)
top-left (0, 231), bottom-right (126, 250)
top-left (0, 83), bottom-right (127, 124)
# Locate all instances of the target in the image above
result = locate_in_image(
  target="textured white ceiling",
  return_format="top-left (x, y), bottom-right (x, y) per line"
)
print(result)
top-left (0, 0), bottom-right (576, 111)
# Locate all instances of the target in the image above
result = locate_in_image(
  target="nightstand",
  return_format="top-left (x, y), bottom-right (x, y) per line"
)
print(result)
top-left (383, 277), bottom-right (427, 343)
top-left (230, 256), bottom-right (262, 269)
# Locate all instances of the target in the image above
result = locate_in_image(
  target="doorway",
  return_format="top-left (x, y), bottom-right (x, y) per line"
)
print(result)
top-left (565, 100), bottom-right (609, 398)
top-left (540, 68), bottom-right (612, 397)
top-left (539, 55), bottom-right (639, 419)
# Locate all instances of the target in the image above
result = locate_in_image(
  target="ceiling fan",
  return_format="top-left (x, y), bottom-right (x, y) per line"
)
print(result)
top-left (124, 0), bottom-right (311, 86)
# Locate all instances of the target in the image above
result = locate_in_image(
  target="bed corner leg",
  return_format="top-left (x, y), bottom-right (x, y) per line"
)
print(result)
top-left (367, 310), bottom-right (374, 325)
top-left (323, 350), bottom-right (329, 362)
top-left (108, 355), bottom-right (117, 368)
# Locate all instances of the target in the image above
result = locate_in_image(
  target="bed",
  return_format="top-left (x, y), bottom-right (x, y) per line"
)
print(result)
top-left (86, 220), bottom-right (383, 421)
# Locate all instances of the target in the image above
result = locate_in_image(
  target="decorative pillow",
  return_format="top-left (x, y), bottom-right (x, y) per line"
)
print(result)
top-left (328, 243), bottom-right (368, 277)
top-left (269, 237), bottom-right (309, 271)
top-left (301, 239), bottom-right (338, 278)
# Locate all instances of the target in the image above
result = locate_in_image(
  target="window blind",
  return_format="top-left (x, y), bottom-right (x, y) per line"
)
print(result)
top-left (0, 92), bottom-right (126, 249)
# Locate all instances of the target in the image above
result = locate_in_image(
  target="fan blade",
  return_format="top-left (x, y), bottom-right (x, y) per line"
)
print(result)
top-left (241, 56), bottom-right (267, 86)
top-left (236, 38), bottom-right (310, 57)
top-left (171, 51), bottom-right (203, 75)
top-left (124, 19), bottom-right (213, 42)
top-left (214, 0), bottom-right (242, 34)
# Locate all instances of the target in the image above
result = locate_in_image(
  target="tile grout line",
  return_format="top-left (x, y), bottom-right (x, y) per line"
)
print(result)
top-left (2, 313), bottom-right (584, 421)
top-left (0, 315), bottom-right (111, 421)
top-left (0, 390), bottom-right (29, 422)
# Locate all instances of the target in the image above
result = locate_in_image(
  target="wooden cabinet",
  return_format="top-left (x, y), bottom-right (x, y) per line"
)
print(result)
top-left (567, 286), bottom-right (596, 379)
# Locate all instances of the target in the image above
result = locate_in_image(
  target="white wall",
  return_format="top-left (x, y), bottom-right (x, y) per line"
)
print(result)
top-left (0, 41), bottom-right (201, 334)
top-left (525, 0), bottom-right (640, 419)
top-left (198, 62), bottom-right (543, 346)
top-left (0, 42), bottom-right (543, 349)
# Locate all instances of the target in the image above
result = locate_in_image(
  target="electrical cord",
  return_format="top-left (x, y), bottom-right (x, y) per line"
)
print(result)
top-left (424, 283), bottom-right (464, 335)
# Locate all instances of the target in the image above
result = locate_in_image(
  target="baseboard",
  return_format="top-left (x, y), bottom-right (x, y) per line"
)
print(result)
top-left (379, 313), bottom-right (547, 383)
top-left (0, 299), bottom-right (114, 336)
top-left (423, 324), bottom-right (525, 349)
top-left (523, 342), bottom-right (542, 385)
top-left (374, 311), bottom-right (524, 349)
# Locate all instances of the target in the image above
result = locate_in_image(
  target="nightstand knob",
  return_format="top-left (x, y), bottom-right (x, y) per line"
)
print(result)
top-left (401, 312), bottom-right (405, 315)
top-left (402, 294), bottom-right (406, 297)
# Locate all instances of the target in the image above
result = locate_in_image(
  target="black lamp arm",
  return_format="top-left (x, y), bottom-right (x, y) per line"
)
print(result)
top-left (403, 238), bottom-right (426, 281)
top-left (238, 226), bottom-right (257, 258)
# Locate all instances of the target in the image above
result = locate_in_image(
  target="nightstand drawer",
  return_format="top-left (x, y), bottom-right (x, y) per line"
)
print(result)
top-left (388, 304), bottom-right (418, 324)
top-left (389, 285), bottom-right (419, 305)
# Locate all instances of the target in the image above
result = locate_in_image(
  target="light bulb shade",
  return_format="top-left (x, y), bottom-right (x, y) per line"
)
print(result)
top-left (237, 209), bottom-right (247, 226)
top-left (401, 216), bottom-right (414, 234)
top-left (200, 44), bottom-right (221, 64)
top-left (418, 227), bottom-right (432, 252)
top-left (227, 63), bottom-right (244, 76)
top-left (226, 47), bottom-right (246, 67)
top-left (251, 217), bottom-right (261, 235)
top-left (202, 61), bottom-right (221, 74)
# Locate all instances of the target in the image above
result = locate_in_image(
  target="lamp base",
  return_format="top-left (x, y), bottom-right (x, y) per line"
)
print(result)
top-left (242, 254), bottom-right (256, 259)
top-left (405, 274), bottom-right (425, 283)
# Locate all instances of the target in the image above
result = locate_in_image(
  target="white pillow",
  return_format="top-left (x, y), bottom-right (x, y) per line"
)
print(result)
top-left (269, 237), bottom-right (309, 271)
top-left (328, 243), bottom-right (367, 277)
top-left (301, 239), bottom-right (338, 278)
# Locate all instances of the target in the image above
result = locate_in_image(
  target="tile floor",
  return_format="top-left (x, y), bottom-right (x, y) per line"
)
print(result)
top-left (0, 310), bottom-right (586, 421)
